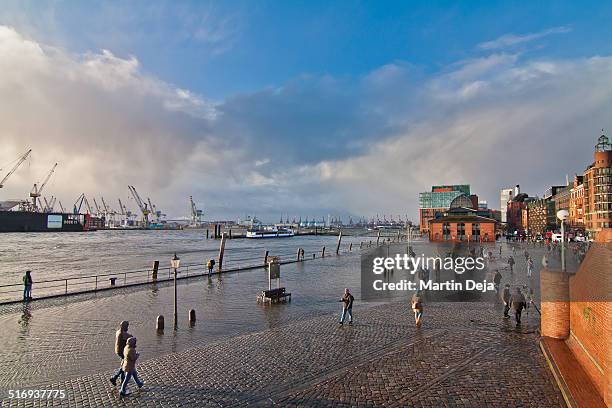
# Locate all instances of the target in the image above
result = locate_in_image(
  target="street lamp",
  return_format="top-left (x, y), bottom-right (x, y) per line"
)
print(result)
top-left (557, 210), bottom-right (569, 271)
top-left (171, 253), bottom-right (181, 329)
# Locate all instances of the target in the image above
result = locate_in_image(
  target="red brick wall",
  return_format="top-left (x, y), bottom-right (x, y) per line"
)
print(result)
top-left (566, 230), bottom-right (611, 404)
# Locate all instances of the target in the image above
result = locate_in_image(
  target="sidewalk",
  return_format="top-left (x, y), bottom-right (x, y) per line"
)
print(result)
top-left (2, 300), bottom-right (564, 407)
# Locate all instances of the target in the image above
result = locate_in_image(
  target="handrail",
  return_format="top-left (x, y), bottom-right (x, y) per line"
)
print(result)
top-left (0, 237), bottom-right (407, 303)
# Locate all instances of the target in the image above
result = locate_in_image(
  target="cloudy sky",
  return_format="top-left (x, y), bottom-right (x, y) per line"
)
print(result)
top-left (1, 1), bottom-right (611, 222)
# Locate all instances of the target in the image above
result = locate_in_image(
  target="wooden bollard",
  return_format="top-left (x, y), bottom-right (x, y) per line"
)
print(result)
top-left (263, 250), bottom-right (269, 266)
top-left (229, 229), bottom-right (232, 239)
top-left (322, 246), bottom-right (326, 258)
top-left (349, 243), bottom-right (353, 252)
top-left (152, 260), bottom-right (159, 282)
top-left (360, 242), bottom-right (363, 249)
top-left (376, 231), bottom-right (381, 246)
top-left (336, 232), bottom-right (342, 255)
top-left (189, 309), bottom-right (196, 326)
top-left (206, 229), bottom-right (209, 239)
top-left (218, 233), bottom-right (226, 272)
top-left (296, 248), bottom-right (302, 261)
top-left (156, 315), bottom-right (164, 331)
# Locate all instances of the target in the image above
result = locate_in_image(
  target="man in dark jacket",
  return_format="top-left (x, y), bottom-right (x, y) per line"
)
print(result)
top-left (110, 321), bottom-right (132, 386)
top-left (493, 270), bottom-right (502, 294)
top-left (510, 288), bottom-right (527, 325)
top-left (502, 284), bottom-right (512, 318)
top-left (339, 288), bottom-right (354, 325)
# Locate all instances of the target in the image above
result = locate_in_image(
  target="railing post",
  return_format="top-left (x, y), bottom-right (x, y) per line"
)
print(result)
top-left (95, 276), bottom-right (98, 291)
top-left (65, 279), bottom-right (68, 295)
top-left (124, 272), bottom-right (127, 285)
top-left (152, 260), bottom-right (159, 283)
top-left (263, 250), bottom-right (269, 267)
top-left (322, 246), bottom-right (326, 258)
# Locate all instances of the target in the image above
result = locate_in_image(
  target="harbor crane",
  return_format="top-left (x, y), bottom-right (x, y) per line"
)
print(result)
top-left (42, 196), bottom-right (56, 212)
top-left (30, 163), bottom-right (58, 211)
top-left (128, 185), bottom-right (150, 226)
top-left (72, 193), bottom-right (93, 214)
top-left (0, 149), bottom-right (32, 189)
top-left (189, 196), bottom-right (203, 227)
top-left (93, 197), bottom-right (102, 216)
top-left (58, 201), bottom-right (65, 213)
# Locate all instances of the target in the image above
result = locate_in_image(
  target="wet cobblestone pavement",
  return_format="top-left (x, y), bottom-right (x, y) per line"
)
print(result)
top-left (1, 300), bottom-right (563, 407)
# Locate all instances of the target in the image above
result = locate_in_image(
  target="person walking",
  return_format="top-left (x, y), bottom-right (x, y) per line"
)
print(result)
top-left (110, 321), bottom-right (132, 386)
top-left (527, 257), bottom-right (534, 278)
top-left (338, 288), bottom-right (354, 325)
top-left (508, 256), bottom-right (515, 274)
top-left (510, 287), bottom-right (527, 325)
top-left (411, 290), bottom-right (424, 327)
top-left (493, 270), bottom-right (502, 295)
top-left (502, 284), bottom-right (512, 318)
top-left (22, 271), bottom-right (33, 301)
top-left (119, 337), bottom-right (144, 397)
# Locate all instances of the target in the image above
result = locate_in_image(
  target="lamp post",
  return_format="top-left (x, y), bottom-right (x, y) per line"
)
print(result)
top-left (556, 210), bottom-right (569, 271)
top-left (171, 253), bottom-right (181, 329)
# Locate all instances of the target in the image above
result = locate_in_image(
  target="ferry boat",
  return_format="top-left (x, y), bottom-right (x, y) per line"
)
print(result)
top-left (246, 225), bottom-right (295, 238)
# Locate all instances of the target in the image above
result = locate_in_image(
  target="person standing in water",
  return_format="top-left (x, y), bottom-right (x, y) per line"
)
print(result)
top-left (23, 271), bottom-right (33, 301)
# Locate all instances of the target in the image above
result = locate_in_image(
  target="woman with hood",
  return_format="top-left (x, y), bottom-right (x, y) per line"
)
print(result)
top-left (120, 336), bottom-right (144, 397)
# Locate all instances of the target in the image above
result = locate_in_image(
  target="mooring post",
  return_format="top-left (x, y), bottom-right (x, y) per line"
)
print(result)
top-left (229, 229), bottom-right (232, 239)
top-left (189, 309), bottom-right (196, 326)
top-left (156, 315), bottom-right (164, 332)
top-left (360, 241), bottom-right (363, 249)
top-left (376, 231), bottom-right (381, 246)
top-left (349, 242), bottom-right (353, 252)
top-left (263, 250), bottom-right (269, 267)
top-left (336, 231), bottom-right (342, 255)
top-left (296, 248), bottom-right (301, 261)
top-left (206, 229), bottom-right (209, 239)
top-left (218, 233), bottom-right (226, 272)
top-left (322, 246), bottom-right (326, 258)
top-left (152, 260), bottom-right (159, 283)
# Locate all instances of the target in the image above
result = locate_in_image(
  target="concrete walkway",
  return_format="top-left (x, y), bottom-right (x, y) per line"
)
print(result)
top-left (3, 299), bottom-right (563, 407)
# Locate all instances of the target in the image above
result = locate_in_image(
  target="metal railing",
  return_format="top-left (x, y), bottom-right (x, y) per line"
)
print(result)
top-left (0, 236), bottom-right (410, 304)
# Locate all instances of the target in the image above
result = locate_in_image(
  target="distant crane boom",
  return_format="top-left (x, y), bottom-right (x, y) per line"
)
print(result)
top-left (128, 185), bottom-right (149, 225)
top-left (30, 163), bottom-right (58, 210)
top-left (0, 149), bottom-right (31, 188)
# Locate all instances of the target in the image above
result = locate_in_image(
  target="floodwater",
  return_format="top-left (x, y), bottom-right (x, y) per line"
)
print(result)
top-left (0, 231), bottom-right (575, 388)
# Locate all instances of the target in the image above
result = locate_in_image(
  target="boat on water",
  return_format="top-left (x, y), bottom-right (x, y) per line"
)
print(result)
top-left (0, 209), bottom-right (99, 232)
top-left (246, 225), bottom-right (295, 238)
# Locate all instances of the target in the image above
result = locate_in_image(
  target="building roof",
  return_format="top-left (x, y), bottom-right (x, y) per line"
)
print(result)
top-left (429, 213), bottom-right (497, 224)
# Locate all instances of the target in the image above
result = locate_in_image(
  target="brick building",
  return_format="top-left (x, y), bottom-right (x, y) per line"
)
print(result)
top-left (569, 175), bottom-right (584, 229)
top-left (552, 185), bottom-right (572, 228)
top-left (506, 193), bottom-right (537, 233)
top-left (418, 184), bottom-right (470, 233)
top-left (527, 198), bottom-right (555, 236)
top-left (428, 197), bottom-right (497, 242)
top-left (583, 133), bottom-right (612, 237)
top-left (540, 229), bottom-right (611, 406)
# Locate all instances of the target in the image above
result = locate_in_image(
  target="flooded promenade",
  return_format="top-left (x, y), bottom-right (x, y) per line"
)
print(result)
top-left (0, 237), bottom-right (566, 407)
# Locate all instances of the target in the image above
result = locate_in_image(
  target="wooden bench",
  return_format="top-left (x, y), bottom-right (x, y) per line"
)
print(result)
top-left (257, 287), bottom-right (291, 304)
